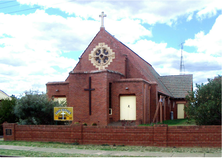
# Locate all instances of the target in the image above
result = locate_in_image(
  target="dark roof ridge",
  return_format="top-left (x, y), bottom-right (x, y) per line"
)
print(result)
top-left (0, 90), bottom-right (10, 97)
top-left (161, 74), bottom-right (193, 77)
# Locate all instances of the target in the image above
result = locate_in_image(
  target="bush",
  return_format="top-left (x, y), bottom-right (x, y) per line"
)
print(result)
top-left (92, 123), bottom-right (97, 126)
top-left (0, 96), bottom-right (19, 135)
top-left (185, 75), bottom-right (221, 125)
top-left (14, 90), bottom-right (65, 125)
top-left (0, 97), bottom-right (18, 124)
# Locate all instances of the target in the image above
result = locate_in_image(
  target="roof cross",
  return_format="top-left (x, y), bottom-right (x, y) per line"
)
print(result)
top-left (99, 11), bottom-right (106, 28)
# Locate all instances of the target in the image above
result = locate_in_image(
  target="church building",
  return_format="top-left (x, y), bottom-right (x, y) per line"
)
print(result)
top-left (46, 12), bottom-right (193, 126)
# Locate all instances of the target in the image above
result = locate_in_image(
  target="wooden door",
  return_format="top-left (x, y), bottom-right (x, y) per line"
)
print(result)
top-left (177, 104), bottom-right (184, 119)
top-left (120, 96), bottom-right (136, 120)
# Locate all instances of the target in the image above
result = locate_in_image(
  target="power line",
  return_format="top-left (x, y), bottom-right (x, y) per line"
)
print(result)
top-left (0, 0), bottom-right (16, 5)
top-left (0, 4), bottom-right (19, 9)
top-left (6, 6), bottom-right (41, 14)
top-left (4, 0), bottom-right (74, 14)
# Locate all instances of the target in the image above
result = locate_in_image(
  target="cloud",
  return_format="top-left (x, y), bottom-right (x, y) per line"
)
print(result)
top-left (0, 10), bottom-right (82, 96)
top-left (17, 0), bottom-right (222, 25)
top-left (0, 8), bottom-right (152, 96)
top-left (106, 18), bottom-right (152, 44)
top-left (185, 15), bottom-right (222, 56)
top-left (1, 0), bottom-right (221, 96)
top-left (128, 37), bottom-right (221, 87)
top-left (196, 0), bottom-right (222, 20)
top-left (183, 14), bottom-right (222, 85)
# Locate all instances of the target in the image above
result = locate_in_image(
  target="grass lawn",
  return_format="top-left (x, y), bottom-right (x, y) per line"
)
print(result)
top-left (0, 140), bottom-right (221, 155)
top-left (140, 118), bottom-right (196, 126)
top-left (0, 149), bottom-right (110, 157)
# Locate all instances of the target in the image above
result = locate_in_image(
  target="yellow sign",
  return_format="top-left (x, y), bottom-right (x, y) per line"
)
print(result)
top-left (54, 107), bottom-right (73, 121)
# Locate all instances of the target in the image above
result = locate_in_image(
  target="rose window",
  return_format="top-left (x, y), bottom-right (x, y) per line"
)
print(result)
top-left (89, 43), bottom-right (115, 70)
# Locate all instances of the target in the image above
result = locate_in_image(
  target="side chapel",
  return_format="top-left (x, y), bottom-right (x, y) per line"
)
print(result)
top-left (46, 12), bottom-right (193, 126)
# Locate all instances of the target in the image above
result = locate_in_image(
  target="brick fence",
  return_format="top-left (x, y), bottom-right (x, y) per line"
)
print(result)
top-left (3, 123), bottom-right (221, 147)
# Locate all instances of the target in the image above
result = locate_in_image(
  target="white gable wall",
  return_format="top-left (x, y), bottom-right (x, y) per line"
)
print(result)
top-left (0, 90), bottom-right (11, 100)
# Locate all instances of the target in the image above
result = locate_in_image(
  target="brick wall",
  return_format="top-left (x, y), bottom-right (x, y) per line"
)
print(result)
top-left (112, 79), bottom-right (150, 124)
top-left (46, 82), bottom-right (69, 104)
top-left (167, 126), bottom-right (221, 147)
top-left (3, 123), bottom-right (221, 147)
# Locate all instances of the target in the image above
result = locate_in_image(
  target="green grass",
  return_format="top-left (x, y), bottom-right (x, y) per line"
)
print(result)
top-left (162, 118), bottom-right (196, 126)
top-left (0, 140), bottom-right (221, 154)
top-left (0, 149), bottom-right (118, 157)
top-left (140, 118), bottom-right (196, 126)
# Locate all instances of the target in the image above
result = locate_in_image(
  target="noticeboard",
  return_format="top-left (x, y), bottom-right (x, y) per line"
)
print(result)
top-left (54, 107), bottom-right (73, 121)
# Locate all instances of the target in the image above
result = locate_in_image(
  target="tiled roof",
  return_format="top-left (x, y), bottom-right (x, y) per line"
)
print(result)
top-left (160, 75), bottom-right (193, 98)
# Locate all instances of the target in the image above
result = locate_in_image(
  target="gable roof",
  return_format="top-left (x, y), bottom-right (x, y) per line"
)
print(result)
top-left (73, 28), bottom-right (193, 98)
top-left (109, 31), bottom-right (193, 98)
top-left (160, 75), bottom-right (193, 98)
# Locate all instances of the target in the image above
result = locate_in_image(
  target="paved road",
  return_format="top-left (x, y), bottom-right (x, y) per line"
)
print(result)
top-left (0, 145), bottom-right (221, 157)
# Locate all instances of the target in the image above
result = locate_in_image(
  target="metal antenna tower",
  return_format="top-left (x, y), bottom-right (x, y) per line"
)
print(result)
top-left (179, 42), bottom-right (185, 75)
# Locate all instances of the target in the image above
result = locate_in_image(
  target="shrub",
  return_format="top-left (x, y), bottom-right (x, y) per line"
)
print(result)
top-left (0, 97), bottom-right (18, 124)
top-left (14, 90), bottom-right (65, 125)
top-left (0, 96), bottom-right (19, 134)
top-left (185, 75), bottom-right (221, 125)
top-left (92, 123), bottom-right (97, 126)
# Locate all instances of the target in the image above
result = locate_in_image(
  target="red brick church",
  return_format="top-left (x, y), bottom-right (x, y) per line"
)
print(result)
top-left (46, 12), bottom-right (193, 126)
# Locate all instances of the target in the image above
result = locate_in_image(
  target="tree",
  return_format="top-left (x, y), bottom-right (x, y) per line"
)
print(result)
top-left (185, 75), bottom-right (221, 125)
top-left (14, 90), bottom-right (65, 125)
top-left (0, 96), bottom-right (19, 135)
top-left (0, 97), bottom-right (18, 124)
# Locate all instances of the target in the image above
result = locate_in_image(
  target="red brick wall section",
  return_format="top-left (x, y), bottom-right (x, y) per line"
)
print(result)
top-left (3, 123), bottom-right (16, 141)
top-left (68, 71), bottom-right (123, 126)
top-left (82, 126), bottom-right (154, 146)
top-left (46, 82), bottom-right (69, 104)
top-left (3, 123), bottom-right (221, 147)
top-left (154, 124), bottom-right (168, 146)
top-left (112, 79), bottom-right (151, 124)
top-left (167, 125), bottom-right (221, 147)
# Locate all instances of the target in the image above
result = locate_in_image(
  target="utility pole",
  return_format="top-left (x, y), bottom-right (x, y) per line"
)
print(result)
top-left (180, 42), bottom-right (185, 75)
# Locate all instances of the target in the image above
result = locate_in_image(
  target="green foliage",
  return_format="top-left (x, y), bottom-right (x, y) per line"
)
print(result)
top-left (14, 90), bottom-right (65, 125)
top-left (0, 96), bottom-right (19, 135)
top-left (0, 97), bottom-right (18, 124)
top-left (185, 75), bottom-right (221, 125)
top-left (92, 122), bottom-right (97, 126)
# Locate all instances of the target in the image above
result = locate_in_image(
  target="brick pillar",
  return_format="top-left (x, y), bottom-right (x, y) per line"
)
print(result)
top-left (70, 124), bottom-right (83, 144)
top-left (153, 124), bottom-right (168, 147)
top-left (3, 122), bottom-right (17, 141)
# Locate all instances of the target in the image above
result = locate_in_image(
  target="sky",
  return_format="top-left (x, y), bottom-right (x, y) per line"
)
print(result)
top-left (0, 0), bottom-right (221, 97)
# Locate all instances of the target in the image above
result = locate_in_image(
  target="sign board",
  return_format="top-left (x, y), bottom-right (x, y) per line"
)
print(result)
top-left (5, 129), bottom-right (12, 135)
top-left (54, 107), bottom-right (73, 121)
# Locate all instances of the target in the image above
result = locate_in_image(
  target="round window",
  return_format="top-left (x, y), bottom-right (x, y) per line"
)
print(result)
top-left (89, 43), bottom-right (115, 70)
